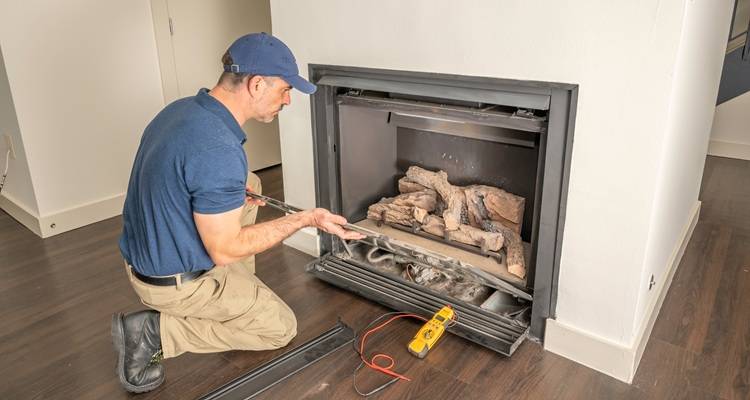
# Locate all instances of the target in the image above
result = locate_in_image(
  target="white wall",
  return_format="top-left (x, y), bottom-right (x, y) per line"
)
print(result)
top-left (709, 91), bottom-right (750, 160)
top-left (272, 0), bottom-right (681, 342)
top-left (638, 0), bottom-right (734, 334)
top-left (271, 0), bottom-right (731, 380)
top-left (633, 0), bottom-right (734, 375)
top-left (151, 0), bottom-right (282, 172)
top-left (0, 45), bottom-right (38, 218)
top-left (0, 1), bottom-right (164, 236)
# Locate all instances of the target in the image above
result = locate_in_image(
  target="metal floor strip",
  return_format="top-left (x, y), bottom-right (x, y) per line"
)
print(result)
top-left (198, 320), bottom-right (354, 400)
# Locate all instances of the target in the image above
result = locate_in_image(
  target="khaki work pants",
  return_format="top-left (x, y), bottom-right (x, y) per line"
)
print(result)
top-left (126, 172), bottom-right (297, 358)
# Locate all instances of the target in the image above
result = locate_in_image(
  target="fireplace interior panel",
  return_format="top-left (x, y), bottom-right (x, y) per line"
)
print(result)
top-left (338, 104), bottom-right (399, 222)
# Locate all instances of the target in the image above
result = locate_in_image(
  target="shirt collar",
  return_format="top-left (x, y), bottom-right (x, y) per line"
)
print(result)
top-left (195, 88), bottom-right (247, 145)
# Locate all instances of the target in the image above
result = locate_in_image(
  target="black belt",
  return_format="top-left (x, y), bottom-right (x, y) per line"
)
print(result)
top-left (130, 267), bottom-right (208, 287)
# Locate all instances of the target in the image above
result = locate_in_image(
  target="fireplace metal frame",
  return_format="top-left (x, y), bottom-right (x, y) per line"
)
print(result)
top-left (308, 64), bottom-right (577, 341)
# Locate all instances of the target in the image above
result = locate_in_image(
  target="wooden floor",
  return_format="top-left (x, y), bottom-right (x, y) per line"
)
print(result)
top-left (0, 156), bottom-right (748, 399)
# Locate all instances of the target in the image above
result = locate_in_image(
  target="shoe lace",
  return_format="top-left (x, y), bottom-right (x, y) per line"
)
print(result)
top-left (148, 349), bottom-right (163, 366)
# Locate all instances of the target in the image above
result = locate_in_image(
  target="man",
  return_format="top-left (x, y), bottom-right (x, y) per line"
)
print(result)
top-left (113, 32), bottom-right (363, 393)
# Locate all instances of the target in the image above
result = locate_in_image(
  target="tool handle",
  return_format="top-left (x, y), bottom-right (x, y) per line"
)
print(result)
top-left (246, 191), bottom-right (304, 214)
top-left (246, 191), bottom-right (378, 239)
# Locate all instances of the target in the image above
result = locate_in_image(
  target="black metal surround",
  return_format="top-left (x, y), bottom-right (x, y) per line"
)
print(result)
top-left (306, 256), bottom-right (528, 355)
top-left (308, 64), bottom-right (577, 342)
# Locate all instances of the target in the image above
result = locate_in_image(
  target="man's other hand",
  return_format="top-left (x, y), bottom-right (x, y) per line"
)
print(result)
top-left (310, 208), bottom-right (366, 240)
top-left (245, 188), bottom-right (266, 207)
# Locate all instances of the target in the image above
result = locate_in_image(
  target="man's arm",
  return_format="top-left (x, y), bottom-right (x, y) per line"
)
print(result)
top-left (194, 205), bottom-right (364, 266)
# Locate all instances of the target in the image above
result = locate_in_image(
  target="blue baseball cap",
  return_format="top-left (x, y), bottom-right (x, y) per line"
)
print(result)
top-left (223, 32), bottom-right (316, 94)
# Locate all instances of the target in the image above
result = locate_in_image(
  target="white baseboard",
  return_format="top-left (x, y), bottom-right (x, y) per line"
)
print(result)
top-left (544, 319), bottom-right (634, 382)
top-left (283, 227), bottom-right (320, 256)
top-left (708, 139), bottom-right (750, 160)
top-left (0, 192), bottom-right (42, 236)
top-left (38, 193), bottom-right (125, 237)
top-left (544, 201), bottom-right (701, 383)
top-left (1, 192), bottom-right (125, 238)
top-left (630, 200), bottom-right (701, 379)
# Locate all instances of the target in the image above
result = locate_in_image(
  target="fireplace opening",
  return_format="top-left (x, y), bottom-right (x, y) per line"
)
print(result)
top-left (330, 88), bottom-right (543, 324)
top-left (307, 65), bottom-right (577, 355)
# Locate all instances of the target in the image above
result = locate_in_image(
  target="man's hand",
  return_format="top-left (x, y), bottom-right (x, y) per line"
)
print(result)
top-left (245, 187), bottom-right (266, 207)
top-left (194, 202), bottom-right (364, 266)
top-left (310, 208), bottom-right (366, 240)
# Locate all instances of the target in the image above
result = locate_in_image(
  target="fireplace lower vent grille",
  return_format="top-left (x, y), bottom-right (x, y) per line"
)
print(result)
top-left (306, 254), bottom-right (528, 356)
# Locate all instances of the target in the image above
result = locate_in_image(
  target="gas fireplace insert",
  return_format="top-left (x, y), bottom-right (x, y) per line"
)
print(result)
top-left (304, 65), bottom-right (577, 355)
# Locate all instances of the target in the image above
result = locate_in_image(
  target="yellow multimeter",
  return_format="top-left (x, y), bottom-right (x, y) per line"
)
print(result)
top-left (407, 306), bottom-right (454, 359)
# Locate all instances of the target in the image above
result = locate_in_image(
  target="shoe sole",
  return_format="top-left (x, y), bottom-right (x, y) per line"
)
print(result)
top-left (111, 313), bottom-right (165, 393)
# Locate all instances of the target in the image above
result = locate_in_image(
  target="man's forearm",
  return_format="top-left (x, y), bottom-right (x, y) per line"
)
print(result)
top-left (219, 210), bottom-right (313, 265)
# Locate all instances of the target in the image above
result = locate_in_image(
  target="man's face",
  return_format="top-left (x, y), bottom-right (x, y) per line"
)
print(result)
top-left (249, 76), bottom-right (292, 123)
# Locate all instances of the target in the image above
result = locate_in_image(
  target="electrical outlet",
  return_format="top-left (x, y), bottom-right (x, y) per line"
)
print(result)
top-left (3, 134), bottom-right (16, 159)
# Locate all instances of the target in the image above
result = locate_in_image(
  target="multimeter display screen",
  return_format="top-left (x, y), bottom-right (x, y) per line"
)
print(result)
top-left (435, 315), bottom-right (445, 322)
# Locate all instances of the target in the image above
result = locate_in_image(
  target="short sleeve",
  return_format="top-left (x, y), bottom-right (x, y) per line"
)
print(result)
top-left (185, 145), bottom-right (247, 214)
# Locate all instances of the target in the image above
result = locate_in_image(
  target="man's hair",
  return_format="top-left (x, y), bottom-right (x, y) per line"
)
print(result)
top-left (217, 51), bottom-right (255, 89)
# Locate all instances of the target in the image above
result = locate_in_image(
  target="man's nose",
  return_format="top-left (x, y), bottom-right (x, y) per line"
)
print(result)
top-left (283, 92), bottom-right (291, 105)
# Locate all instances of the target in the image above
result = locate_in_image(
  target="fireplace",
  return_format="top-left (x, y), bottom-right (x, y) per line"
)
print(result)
top-left (305, 65), bottom-right (577, 355)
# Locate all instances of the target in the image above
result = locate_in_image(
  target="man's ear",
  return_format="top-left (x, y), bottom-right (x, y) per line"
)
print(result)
top-left (246, 75), bottom-right (266, 97)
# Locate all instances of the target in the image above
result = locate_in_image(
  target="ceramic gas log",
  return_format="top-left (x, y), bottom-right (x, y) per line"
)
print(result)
top-left (369, 166), bottom-right (528, 279)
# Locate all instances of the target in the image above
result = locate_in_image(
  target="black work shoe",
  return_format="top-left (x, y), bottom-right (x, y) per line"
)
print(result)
top-left (111, 310), bottom-right (165, 393)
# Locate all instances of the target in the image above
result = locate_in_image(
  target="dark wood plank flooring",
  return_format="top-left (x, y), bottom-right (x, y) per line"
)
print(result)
top-left (0, 156), bottom-right (748, 399)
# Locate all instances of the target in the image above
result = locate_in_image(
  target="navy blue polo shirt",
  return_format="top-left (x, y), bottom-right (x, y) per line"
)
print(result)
top-left (119, 89), bottom-right (248, 276)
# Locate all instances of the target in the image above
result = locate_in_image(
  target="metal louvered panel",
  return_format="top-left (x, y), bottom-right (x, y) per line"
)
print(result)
top-left (306, 255), bottom-right (528, 356)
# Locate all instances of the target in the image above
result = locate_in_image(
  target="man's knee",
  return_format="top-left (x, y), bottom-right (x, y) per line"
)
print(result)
top-left (241, 172), bottom-right (262, 227)
top-left (247, 172), bottom-right (262, 195)
top-left (264, 307), bottom-right (297, 348)
top-left (232, 297), bottom-right (297, 350)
